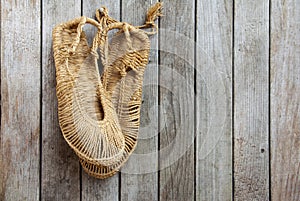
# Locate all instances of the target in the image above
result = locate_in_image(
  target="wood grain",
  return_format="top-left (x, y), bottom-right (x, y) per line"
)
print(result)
top-left (41, 1), bottom-right (81, 200)
top-left (120, 1), bottom-right (159, 201)
top-left (196, 0), bottom-right (233, 200)
top-left (159, 0), bottom-right (195, 200)
top-left (271, 0), bottom-right (300, 200)
top-left (234, 0), bottom-right (270, 200)
top-left (0, 1), bottom-right (41, 200)
top-left (81, 1), bottom-right (120, 201)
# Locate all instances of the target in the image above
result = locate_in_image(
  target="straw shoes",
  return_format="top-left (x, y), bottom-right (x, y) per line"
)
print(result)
top-left (52, 3), bottom-right (162, 178)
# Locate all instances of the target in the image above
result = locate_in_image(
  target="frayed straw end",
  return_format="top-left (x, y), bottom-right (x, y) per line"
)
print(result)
top-left (146, 2), bottom-right (163, 24)
top-left (96, 6), bottom-right (108, 22)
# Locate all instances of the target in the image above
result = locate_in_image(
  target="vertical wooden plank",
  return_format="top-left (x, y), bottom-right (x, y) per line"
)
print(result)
top-left (196, 0), bottom-right (233, 200)
top-left (0, 0), bottom-right (40, 200)
top-left (41, 1), bottom-right (81, 200)
top-left (159, 1), bottom-right (195, 200)
top-left (81, 1), bottom-right (120, 201)
top-left (234, 0), bottom-right (270, 200)
top-left (120, 1), bottom-right (159, 201)
top-left (271, 0), bottom-right (300, 200)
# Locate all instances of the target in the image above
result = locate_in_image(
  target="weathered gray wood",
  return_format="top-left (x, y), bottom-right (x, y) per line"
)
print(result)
top-left (196, 0), bottom-right (233, 200)
top-left (41, 1), bottom-right (81, 200)
top-left (0, 1), bottom-right (40, 200)
top-left (159, 0), bottom-right (195, 200)
top-left (120, 1), bottom-right (159, 201)
top-left (2, 1), bottom-right (300, 200)
top-left (82, 175), bottom-right (119, 201)
top-left (81, 1), bottom-right (120, 201)
top-left (271, 0), bottom-right (300, 200)
top-left (234, 0), bottom-right (270, 200)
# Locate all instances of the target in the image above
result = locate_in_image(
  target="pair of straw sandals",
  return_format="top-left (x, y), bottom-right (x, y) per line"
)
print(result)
top-left (52, 3), bottom-right (163, 179)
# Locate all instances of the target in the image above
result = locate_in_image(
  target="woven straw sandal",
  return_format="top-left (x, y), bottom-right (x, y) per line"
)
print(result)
top-left (78, 4), bottom-right (162, 179)
top-left (53, 3), bottom-right (162, 179)
top-left (79, 28), bottom-right (150, 178)
top-left (53, 17), bottom-right (127, 167)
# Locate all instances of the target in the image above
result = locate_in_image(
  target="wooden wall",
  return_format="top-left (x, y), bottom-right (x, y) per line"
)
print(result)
top-left (0, 0), bottom-right (299, 200)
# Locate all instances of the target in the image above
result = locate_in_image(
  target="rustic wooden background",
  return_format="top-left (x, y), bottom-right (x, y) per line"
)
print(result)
top-left (1, 0), bottom-right (299, 200)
